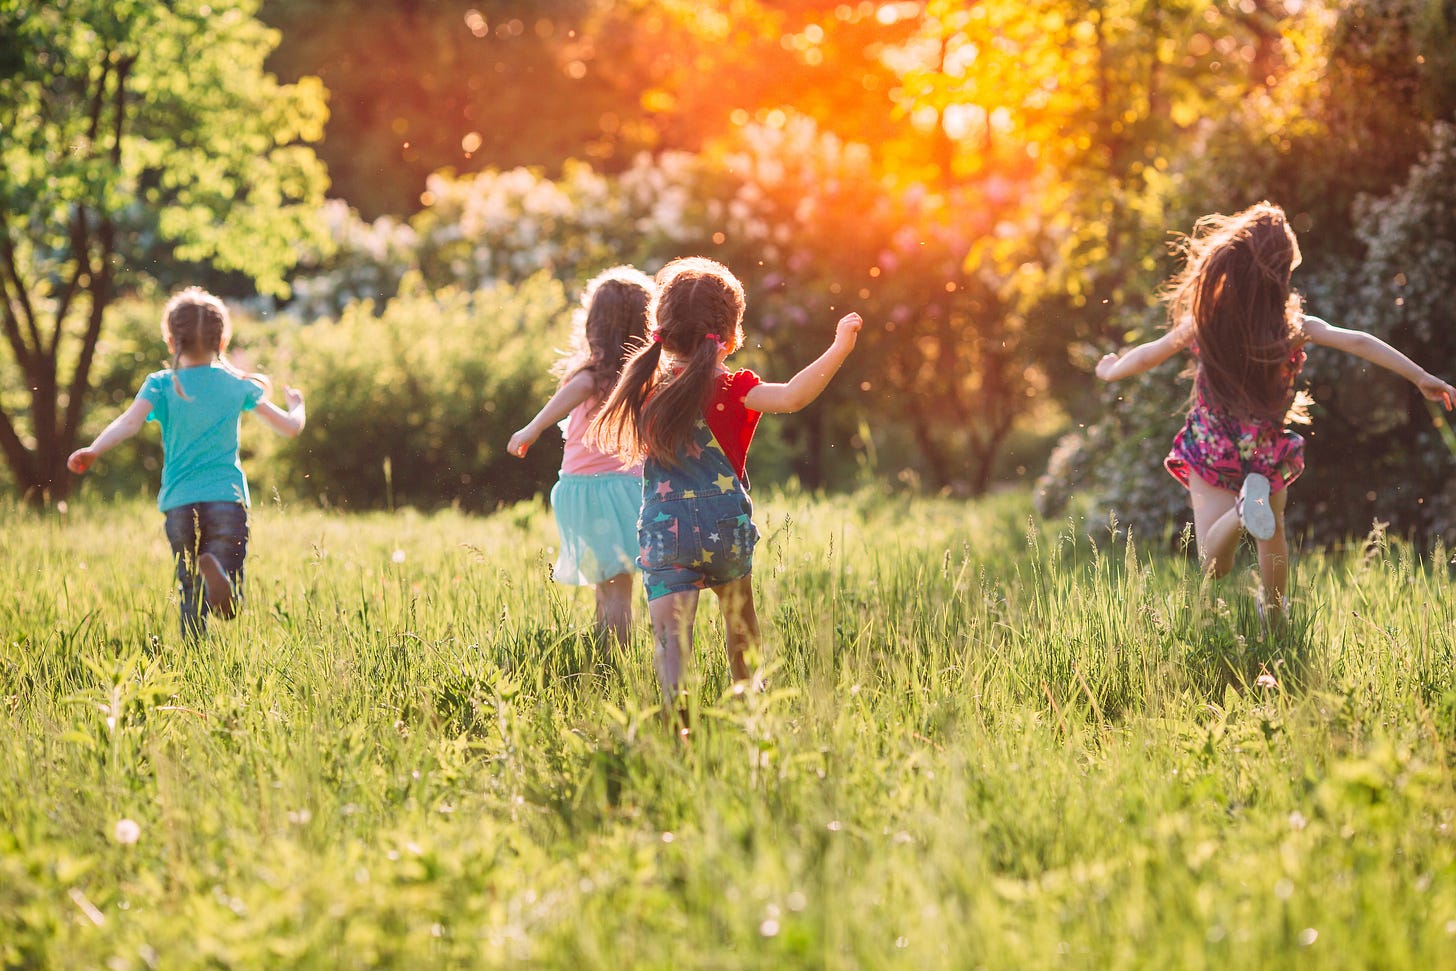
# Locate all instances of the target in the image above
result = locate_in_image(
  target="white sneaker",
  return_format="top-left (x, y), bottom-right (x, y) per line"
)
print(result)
top-left (1237, 473), bottom-right (1276, 541)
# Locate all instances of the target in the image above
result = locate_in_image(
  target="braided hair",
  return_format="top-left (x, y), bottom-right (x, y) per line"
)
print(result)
top-left (161, 287), bottom-right (269, 400)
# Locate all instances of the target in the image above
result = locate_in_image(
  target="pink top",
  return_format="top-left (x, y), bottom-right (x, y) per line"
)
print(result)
top-left (561, 396), bottom-right (643, 477)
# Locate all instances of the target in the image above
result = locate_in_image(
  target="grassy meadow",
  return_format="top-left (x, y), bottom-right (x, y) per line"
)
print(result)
top-left (3, 489), bottom-right (1456, 969)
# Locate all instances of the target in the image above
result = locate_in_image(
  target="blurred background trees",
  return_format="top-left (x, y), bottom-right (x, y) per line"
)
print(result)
top-left (8, 0), bottom-right (1455, 543)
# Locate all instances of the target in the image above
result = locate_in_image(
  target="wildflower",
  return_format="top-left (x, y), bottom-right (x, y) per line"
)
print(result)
top-left (113, 818), bottom-right (141, 844)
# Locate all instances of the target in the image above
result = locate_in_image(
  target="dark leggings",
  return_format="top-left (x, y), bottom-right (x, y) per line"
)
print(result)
top-left (163, 501), bottom-right (249, 638)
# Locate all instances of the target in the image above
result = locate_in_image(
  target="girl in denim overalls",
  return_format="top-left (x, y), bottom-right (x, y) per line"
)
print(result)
top-left (1097, 202), bottom-right (1455, 623)
top-left (68, 287), bottom-right (307, 637)
top-left (589, 257), bottom-right (862, 720)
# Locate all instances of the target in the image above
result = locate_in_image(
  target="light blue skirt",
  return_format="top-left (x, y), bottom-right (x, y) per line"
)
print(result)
top-left (549, 472), bottom-right (643, 585)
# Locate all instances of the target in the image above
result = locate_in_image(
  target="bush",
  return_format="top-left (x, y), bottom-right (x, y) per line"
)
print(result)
top-left (274, 273), bottom-right (570, 511)
top-left (1331, 119), bottom-right (1456, 545)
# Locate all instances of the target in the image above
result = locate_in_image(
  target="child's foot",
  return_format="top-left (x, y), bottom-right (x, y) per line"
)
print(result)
top-left (198, 553), bottom-right (237, 619)
top-left (1237, 473), bottom-right (1276, 541)
top-left (1256, 588), bottom-right (1287, 631)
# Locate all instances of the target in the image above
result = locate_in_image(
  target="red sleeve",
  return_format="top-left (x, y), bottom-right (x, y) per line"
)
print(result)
top-left (705, 369), bottom-right (762, 484)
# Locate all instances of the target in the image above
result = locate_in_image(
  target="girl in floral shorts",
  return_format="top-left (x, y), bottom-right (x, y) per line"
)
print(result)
top-left (1096, 202), bottom-right (1454, 622)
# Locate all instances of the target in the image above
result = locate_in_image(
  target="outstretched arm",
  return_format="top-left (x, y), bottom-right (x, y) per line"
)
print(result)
top-left (508, 371), bottom-right (595, 457)
top-left (254, 387), bottom-right (307, 437)
top-left (67, 398), bottom-right (152, 473)
top-left (1303, 315), bottom-right (1455, 410)
top-left (1095, 326), bottom-right (1192, 382)
top-left (742, 313), bottom-right (862, 414)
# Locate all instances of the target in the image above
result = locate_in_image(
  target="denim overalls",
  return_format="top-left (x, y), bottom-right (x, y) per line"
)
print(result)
top-left (638, 418), bottom-right (759, 601)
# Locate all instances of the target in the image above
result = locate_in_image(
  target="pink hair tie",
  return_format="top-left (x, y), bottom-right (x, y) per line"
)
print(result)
top-left (650, 331), bottom-right (663, 343)
top-left (704, 333), bottom-right (719, 342)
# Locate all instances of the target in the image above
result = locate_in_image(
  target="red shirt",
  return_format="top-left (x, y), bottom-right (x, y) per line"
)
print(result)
top-left (706, 369), bottom-right (762, 483)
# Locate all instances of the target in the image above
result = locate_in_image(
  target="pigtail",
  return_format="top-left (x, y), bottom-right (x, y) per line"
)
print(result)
top-left (166, 302), bottom-right (200, 400)
top-left (170, 347), bottom-right (191, 399)
top-left (160, 286), bottom-right (265, 401)
top-left (637, 338), bottom-right (721, 465)
top-left (217, 356), bottom-right (273, 397)
top-left (587, 340), bottom-right (664, 462)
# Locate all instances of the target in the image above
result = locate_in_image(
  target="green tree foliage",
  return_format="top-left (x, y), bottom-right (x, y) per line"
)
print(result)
top-left (0, 0), bottom-right (329, 504)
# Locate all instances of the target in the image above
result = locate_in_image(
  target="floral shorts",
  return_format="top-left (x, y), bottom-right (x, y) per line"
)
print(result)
top-left (1165, 405), bottom-right (1305, 493)
top-left (638, 491), bottom-right (759, 601)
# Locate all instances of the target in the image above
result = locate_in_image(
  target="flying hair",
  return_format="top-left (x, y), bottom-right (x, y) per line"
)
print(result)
top-left (555, 265), bottom-right (655, 398)
top-left (1165, 201), bottom-right (1310, 424)
top-left (587, 257), bottom-right (746, 466)
top-left (161, 287), bottom-right (271, 400)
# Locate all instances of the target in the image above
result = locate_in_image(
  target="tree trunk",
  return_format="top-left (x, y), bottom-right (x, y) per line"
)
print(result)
top-left (796, 408), bottom-right (823, 489)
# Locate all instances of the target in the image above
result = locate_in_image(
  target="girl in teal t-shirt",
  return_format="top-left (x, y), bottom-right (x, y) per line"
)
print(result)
top-left (69, 287), bottom-right (307, 637)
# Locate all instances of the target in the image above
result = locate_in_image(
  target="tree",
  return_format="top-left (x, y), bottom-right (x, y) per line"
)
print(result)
top-left (0, 0), bottom-right (328, 504)
top-left (257, 0), bottom-right (919, 218)
top-left (259, 0), bottom-right (615, 218)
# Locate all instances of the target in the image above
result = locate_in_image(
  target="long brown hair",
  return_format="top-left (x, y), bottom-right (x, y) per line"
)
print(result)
top-left (162, 287), bottom-right (270, 400)
top-left (1166, 202), bottom-right (1308, 423)
top-left (587, 257), bottom-right (746, 466)
top-left (555, 265), bottom-right (654, 398)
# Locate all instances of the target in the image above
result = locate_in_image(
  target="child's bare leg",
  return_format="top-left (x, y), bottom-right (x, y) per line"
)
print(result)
top-left (1187, 476), bottom-right (1241, 579)
top-left (1253, 487), bottom-right (1291, 621)
top-left (648, 590), bottom-right (698, 702)
top-left (593, 572), bottom-right (634, 650)
top-left (711, 575), bottom-right (760, 684)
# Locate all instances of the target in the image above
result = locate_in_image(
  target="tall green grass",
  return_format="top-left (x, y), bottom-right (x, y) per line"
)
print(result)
top-left (3, 491), bottom-right (1454, 969)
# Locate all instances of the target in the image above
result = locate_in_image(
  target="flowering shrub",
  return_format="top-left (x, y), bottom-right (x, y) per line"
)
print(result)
top-left (285, 118), bottom-right (1055, 493)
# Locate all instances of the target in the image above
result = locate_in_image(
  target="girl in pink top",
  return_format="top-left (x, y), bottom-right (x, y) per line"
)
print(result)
top-left (508, 266), bottom-right (654, 649)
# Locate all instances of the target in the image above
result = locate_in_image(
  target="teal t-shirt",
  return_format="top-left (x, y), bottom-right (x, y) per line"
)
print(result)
top-left (137, 365), bottom-right (265, 511)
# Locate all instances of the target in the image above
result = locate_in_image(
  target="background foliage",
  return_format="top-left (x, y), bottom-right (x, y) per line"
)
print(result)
top-left (275, 274), bottom-right (572, 511)
top-left (8, 0), bottom-right (1456, 540)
